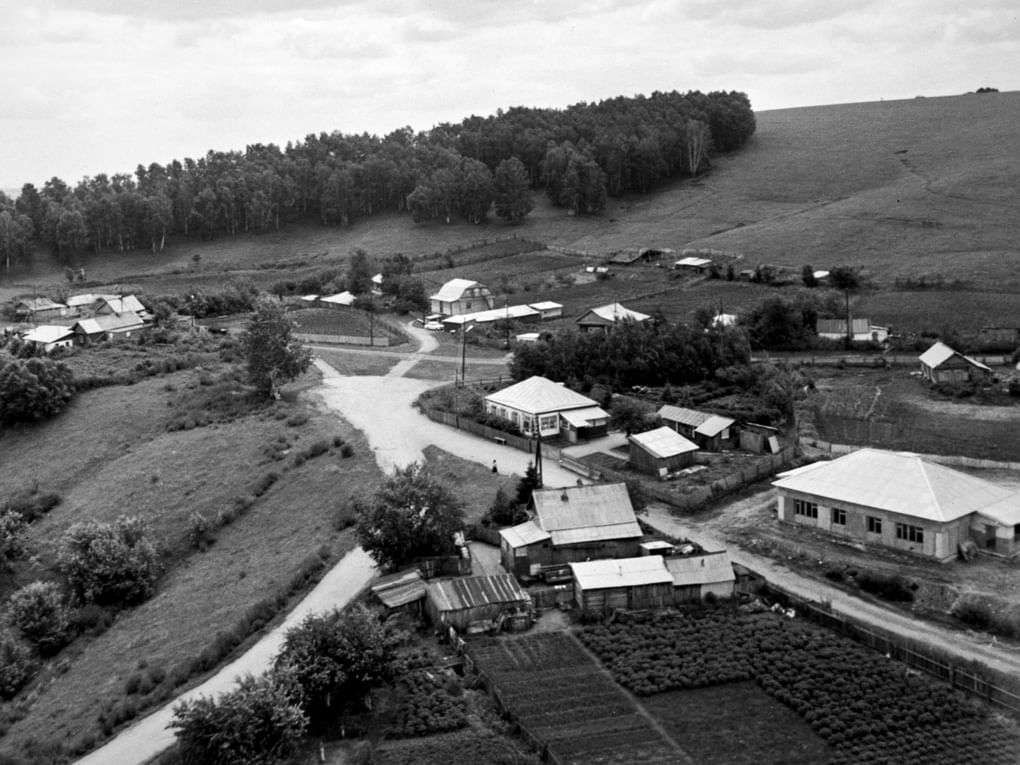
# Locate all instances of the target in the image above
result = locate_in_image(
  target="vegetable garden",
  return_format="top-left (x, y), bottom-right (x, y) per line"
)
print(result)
top-left (580, 609), bottom-right (1020, 765)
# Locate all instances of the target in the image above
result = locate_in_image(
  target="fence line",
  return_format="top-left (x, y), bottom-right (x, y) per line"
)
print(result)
top-left (295, 332), bottom-right (389, 347)
top-left (801, 437), bottom-right (1020, 471)
top-left (765, 581), bottom-right (1020, 716)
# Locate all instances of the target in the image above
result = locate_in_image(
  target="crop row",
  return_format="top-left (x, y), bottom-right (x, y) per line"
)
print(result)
top-left (580, 609), bottom-right (1020, 765)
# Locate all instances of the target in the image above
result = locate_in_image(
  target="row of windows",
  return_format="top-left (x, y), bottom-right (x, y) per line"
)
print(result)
top-left (799, 503), bottom-right (925, 545)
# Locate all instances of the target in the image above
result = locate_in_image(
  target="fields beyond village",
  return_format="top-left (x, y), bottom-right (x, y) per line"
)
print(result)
top-left (2, 91), bottom-right (1020, 763)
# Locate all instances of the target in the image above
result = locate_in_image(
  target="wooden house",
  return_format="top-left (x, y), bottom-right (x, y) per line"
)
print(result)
top-left (575, 303), bottom-right (649, 333)
top-left (919, 342), bottom-right (992, 384)
top-left (664, 551), bottom-right (736, 603)
top-left (656, 405), bottom-right (735, 451)
top-left (428, 279), bottom-right (495, 317)
top-left (72, 312), bottom-right (146, 344)
top-left (22, 325), bottom-right (75, 353)
top-left (628, 426), bottom-right (698, 478)
top-left (484, 376), bottom-right (608, 441)
top-left (13, 297), bottom-right (68, 322)
top-left (499, 483), bottom-right (643, 578)
top-left (95, 295), bottom-right (150, 321)
top-left (773, 448), bottom-right (1020, 562)
top-left (528, 301), bottom-right (563, 320)
top-left (424, 574), bottom-right (532, 633)
top-left (570, 556), bottom-right (674, 612)
top-left (816, 318), bottom-right (888, 343)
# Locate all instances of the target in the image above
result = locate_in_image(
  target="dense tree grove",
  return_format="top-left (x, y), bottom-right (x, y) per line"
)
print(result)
top-left (509, 320), bottom-right (751, 389)
top-left (6, 91), bottom-right (754, 262)
top-left (0, 353), bottom-right (75, 424)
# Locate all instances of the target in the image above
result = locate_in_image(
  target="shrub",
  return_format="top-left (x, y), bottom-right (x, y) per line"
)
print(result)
top-left (252, 471), bottom-right (280, 497)
top-left (0, 509), bottom-right (27, 563)
top-left (340, 443), bottom-right (354, 458)
top-left (0, 630), bottom-right (37, 699)
top-left (305, 439), bottom-right (330, 458)
top-left (286, 412), bottom-right (309, 427)
top-left (7, 581), bottom-right (71, 655)
top-left (57, 516), bottom-right (162, 607)
top-left (5, 491), bottom-right (61, 523)
top-left (188, 512), bottom-right (215, 550)
top-left (73, 603), bottom-right (114, 636)
top-left (856, 571), bottom-right (914, 602)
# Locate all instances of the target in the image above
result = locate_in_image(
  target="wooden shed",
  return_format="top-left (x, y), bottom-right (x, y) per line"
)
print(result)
top-left (657, 405), bottom-right (736, 451)
top-left (664, 551), bottom-right (736, 603)
top-left (570, 556), bottom-right (674, 613)
top-left (371, 568), bottom-right (427, 615)
top-left (425, 574), bottom-right (532, 633)
top-left (918, 341), bottom-right (991, 384)
top-left (628, 426), bottom-right (698, 477)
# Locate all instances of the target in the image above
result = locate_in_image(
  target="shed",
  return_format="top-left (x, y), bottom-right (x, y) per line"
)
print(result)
top-left (570, 556), bottom-right (674, 612)
top-left (319, 291), bottom-right (356, 307)
top-left (673, 256), bottom-right (713, 273)
top-left (628, 426), bottom-right (698, 477)
top-left (575, 303), bottom-right (650, 333)
top-left (664, 551), bottom-right (736, 603)
top-left (371, 568), bottom-right (427, 614)
top-left (72, 311), bottom-right (146, 343)
top-left (656, 405), bottom-right (736, 451)
top-left (425, 574), bottom-right (531, 633)
top-left (919, 342), bottom-right (991, 384)
top-left (528, 301), bottom-right (563, 320)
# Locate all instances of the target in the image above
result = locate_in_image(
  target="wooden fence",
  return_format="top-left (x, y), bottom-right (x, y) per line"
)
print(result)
top-left (756, 352), bottom-right (1011, 368)
top-left (764, 581), bottom-right (1020, 717)
top-left (295, 332), bottom-right (389, 347)
top-left (801, 437), bottom-right (1020, 471)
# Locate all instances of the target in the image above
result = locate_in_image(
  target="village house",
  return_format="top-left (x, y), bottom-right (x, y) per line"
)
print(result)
top-left (12, 297), bottom-right (68, 322)
top-left (22, 325), bottom-right (76, 353)
top-left (772, 448), bottom-right (1020, 562)
top-left (66, 293), bottom-right (118, 315)
top-left (816, 318), bottom-right (889, 343)
top-left (72, 312), bottom-right (147, 344)
top-left (95, 295), bottom-right (150, 321)
top-left (483, 376), bottom-right (609, 441)
top-left (918, 341), bottom-right (992, 384)
top-left (570, 556), bottom-right (675, 612)
top-left (656, 405), bottom-right (736, 451)
top-left (575, 302), bottom-right (650, 333)
top-left (499, 483), bottom-right (643, 579)
top-left (673, 256), bottom-right (713, 274)
top-left (628, 426), bottom-right (699, 478)
top-left (428, 278), bottom-right (495, 317)
top-left (424, 574), bottom-right (532, 634)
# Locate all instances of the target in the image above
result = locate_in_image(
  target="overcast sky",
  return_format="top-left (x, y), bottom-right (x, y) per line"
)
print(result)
top-left (1, 0), bottom-right (1017, 190)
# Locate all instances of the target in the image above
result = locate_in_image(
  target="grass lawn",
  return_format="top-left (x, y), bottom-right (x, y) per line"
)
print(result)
top-left (0, 361), bottom-right (385, 761)
top-left (312, 348), bottom-right (399, 376)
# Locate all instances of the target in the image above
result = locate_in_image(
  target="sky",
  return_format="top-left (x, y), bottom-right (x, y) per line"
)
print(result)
top-left (1, 0), bottom-right (1018, 190)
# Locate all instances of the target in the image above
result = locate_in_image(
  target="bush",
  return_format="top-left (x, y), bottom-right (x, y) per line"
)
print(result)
top-left (0, 630), bottom-right (37, 699)
top-left (73, 603), bottom-right (114, 636)
top-left (286, 412), bottom-right (309, 427)
top-left (252, 471), bottom-right (280, 497)
top-left (4, 490), bottom-right (61, 523)
top-left (57, 516), bottom-right (162, 607)
top-left (340, 443), bottom-right (354, 458)
top-left (856, 571), bottom-right (914, 602)
top-left (7, 581), bottom-right (71, 655)
top-left (0, 355), bottom-right (75, 424)
top-left (0, 509), bottom-right (26, 563)
top-left (188, 512), bottom-right (215, 550)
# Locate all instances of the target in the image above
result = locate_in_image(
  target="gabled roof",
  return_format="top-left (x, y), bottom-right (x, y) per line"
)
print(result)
top-left (570, 556), bottom-right (673, 590)
top-left (695, 414), bottom-right (735, 438)
top-left (657, 405), bottom-right (710, 428)
top-left (918, 341), bottom-right (990, 372)
top-left (629, 426), bottom-right (698, 459)
top-left (67, 293), bottom-right (115, 308)
top-left (674, 256), bottom-right (712, 268)
top-left (74, 312), bottom-right (145, 335)
top-left (443, 304), bottom-right (538, 326)
top-left (499, 520), bottom-right (551, 548)
top-left (97, 295), bottom-right (147, 315)
top-left (320, 291), bottom-right (356, 306)
top-left (15, 297), bottom-right (65, 311)
top-left (23, 325), bottom-right (75, 344)
top-left (426, 574), bottom-right (528, 612)
top-left (816, 318), bottom-right (872, 336)
top-left (528, 301), bottom-right (562, 311)
top-left (772, 448), bottom-right (1017, 523)
top-left (532, 483), bottom-right (642, 546)
top-left (577, 303), bottom-right (650, 324)
top-left (484, 376), bottom-right (598, 415)
top-left (665, 551), bottom-right (735, 586)
top-left (976, 495), bottom-right (1020, 527)
top-left (371, 568), bottom-right (426, 608)
top-left (430, 278), bottom-right (484, 303)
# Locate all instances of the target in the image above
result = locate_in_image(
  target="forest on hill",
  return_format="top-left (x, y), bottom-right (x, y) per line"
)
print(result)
top-left (0, 90), bottom-right (754, 269)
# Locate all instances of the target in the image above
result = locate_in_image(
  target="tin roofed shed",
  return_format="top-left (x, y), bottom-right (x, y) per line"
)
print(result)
top-left (425, 574), bottom-right (532, 633)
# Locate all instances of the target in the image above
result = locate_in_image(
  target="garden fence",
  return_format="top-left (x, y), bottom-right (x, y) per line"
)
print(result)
top-left (801, 437), bottom-right (1020, 471)
top-left (756, 352), bottom-right (1010, 368)
top-left (294, 332), bottom-right (389, 347)
top-left (764, 582), bottom-right (1020, 717)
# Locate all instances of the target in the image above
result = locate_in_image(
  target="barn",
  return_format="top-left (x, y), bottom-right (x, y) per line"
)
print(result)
top-left (570, 556), bottom-right (674, 613)
top-left (499, 483), bottom-right (643, 578)
top-left (628, 426), bottom-right (699, 477)
top-left (773, 448), bottom-right (1020, 562)
top-left (664, 551), bottom-right (736, 603)
top-left (656, 405), bottom-right (736, 451)
top-left (424, 574), bottom-right (532, 633)
top-left (918, 341), bottom-right (991, 384)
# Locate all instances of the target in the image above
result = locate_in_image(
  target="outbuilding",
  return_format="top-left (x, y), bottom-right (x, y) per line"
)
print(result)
top-left (816, 318), bottom-right (888, 344)
top-left (665, 551), bottom-right (736, 603)
top-left (919, 342), bottom-right (992, 384)
top-left (483, 375), bottom-right (608, 441)
top-left (656, 405), bottom-right (736, 451)
top-left (673, 256), bottom-right (713, 273)
top-left (72, 311), bottom-right (147, 343)
top-left (773, 448), bottom-right (1020, 562)
top-left (528, 301), bottom-right (563, 320)
top-left (371, 568), bottom-right (427, 616)
top-left (425, 574), bottom-right (532, 633)
top-left (628, 426), bottom-right (699, 477)
top-left (13, 297), bottom-right (68, 322)
top-left (570, 556), bottom-right (674, 612)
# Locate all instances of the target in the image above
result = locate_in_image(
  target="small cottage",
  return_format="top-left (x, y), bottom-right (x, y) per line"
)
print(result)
top-left (665, 551), bottom-right (736, 603)
top-left (570, 556), bottom-right (674, 612)
top-left (72, 312), bottom-right (146, 343)
top-left (13, 297), bottom-right (68, 322)
top-left (483, 376), bottom-right (608, 441)
top-left (428, 279), bottom-right (495, 317)
top-left (22, 325), bottom-right (76, 353)
top-left (575, 303), bottom-right (650, 333)
top-left (425, 574), bottom-right (532, 633)
top-left (628, 426), bottom-right (699, 477)
top-left (919, 342), bottom-right (992, 384)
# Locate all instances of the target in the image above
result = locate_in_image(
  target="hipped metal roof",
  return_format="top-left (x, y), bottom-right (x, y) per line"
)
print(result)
top-left (532, 483), bottom-right (642, 546)
top-left (570, 556), bottom-right (673, 590)
top-left (23, 325), bottom-right (75, 344)
top-left (773, 448), bottom-right (1018, 523)
top-left (485, 376), bottom-right (598, 415)
top-left (426, 574), bottom-right (529, 612)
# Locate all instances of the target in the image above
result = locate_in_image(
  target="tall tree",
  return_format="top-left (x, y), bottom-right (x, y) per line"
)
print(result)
top-left (493, 157), bottom-right (534, 223)
top-left (829, 265), bottom-right (864, 346)
top-left (240, 298), bottom-right (312, 398)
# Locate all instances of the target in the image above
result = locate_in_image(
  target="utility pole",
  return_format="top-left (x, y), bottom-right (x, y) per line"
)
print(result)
top-left (534, 429), bottom-right (544, 488)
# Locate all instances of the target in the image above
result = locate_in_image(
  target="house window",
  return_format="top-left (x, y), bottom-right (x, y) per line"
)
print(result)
top-left (831, 508), bottom-right (847, 526)
top-left (867, 516), bottom-right (882, 534)
top-left (514, 547), bottom-right (527, 558)
top-left (895, 523), bottom-right (924, 544)
top-left (522, 417), bottom-right (532, 434)
top-left (793, 500), bottom-right (818, 519)
top-left (539, 415), bottom-right (557, 430)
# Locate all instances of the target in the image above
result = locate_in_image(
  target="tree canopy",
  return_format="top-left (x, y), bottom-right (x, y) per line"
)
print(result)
top-left (355, 463), bottom-right (464, 572)
top-left (240, 298), bottom-right (312, 398)
top-left (57, 515), bottom-right (161, 606)
top-left (0, 353), bottom-right (75, 425)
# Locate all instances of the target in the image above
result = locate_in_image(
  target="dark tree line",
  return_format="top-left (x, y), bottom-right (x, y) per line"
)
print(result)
top-left (6, 90), bottom-right (754, 263)
top-left (509, 319), bottom-right (751, 390)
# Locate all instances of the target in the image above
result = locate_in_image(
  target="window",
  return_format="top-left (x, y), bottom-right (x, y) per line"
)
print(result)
top-left (867, 516), bottom-right (882, 534)
top-left (895, 523), bottom-right (924, 544)
top-left (539, 415), bottom-right (557, 430)
top-left (831, 508), bottom-right (847, 526)
top-left (522, 417), bottom-right (532, 434)
top-left (793, 500), bottom-right (818, 519)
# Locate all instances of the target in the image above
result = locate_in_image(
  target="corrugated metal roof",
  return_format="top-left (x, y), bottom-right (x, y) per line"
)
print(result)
top-left (443, 304), bottom-right (538, 325)
top-left (918, 341), bottom-right (990, 372)
top-left (665, 552), bottom-right (735, 586)
top-left (429, 278), bottom-right (481, 303)
top-left (674, 256), bottom-right (712, 268)
top-left (695, 415), bottom-right (735, 438)
top-left (484, 376), bottom-right (598, 415)
top-left (23, 325), bottom-right (75, 344)
top-left (570, 556), bottom-right (673, 590)
top-left (426, 574), bottom-right (528, 612)
top-left (560, 405), bottom-right (610, 427)
top-left (499, 521), bottom-right (551, 548)
top-left (98, 295), bottom-right (146, 315)
top-left (15, 297), bottom-right (65, 311)
top-left (74, 312), bottom-right (145, 335)
top-left (656, 405), bottom-right (710, 428)
top-left (533, 483), bottom-right (642, 546)
top-left (629, 427), bottom-right (698, 459)
top-left (585, 303), bottom-right (650, 323)
top-left (371, 569), bottom-right (426, 608)
top-left (773, 448), bottom-right (1016, 523)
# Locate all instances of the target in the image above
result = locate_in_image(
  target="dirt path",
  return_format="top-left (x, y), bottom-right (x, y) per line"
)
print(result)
top-left (642, 504), bottom-right (1020, 681)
